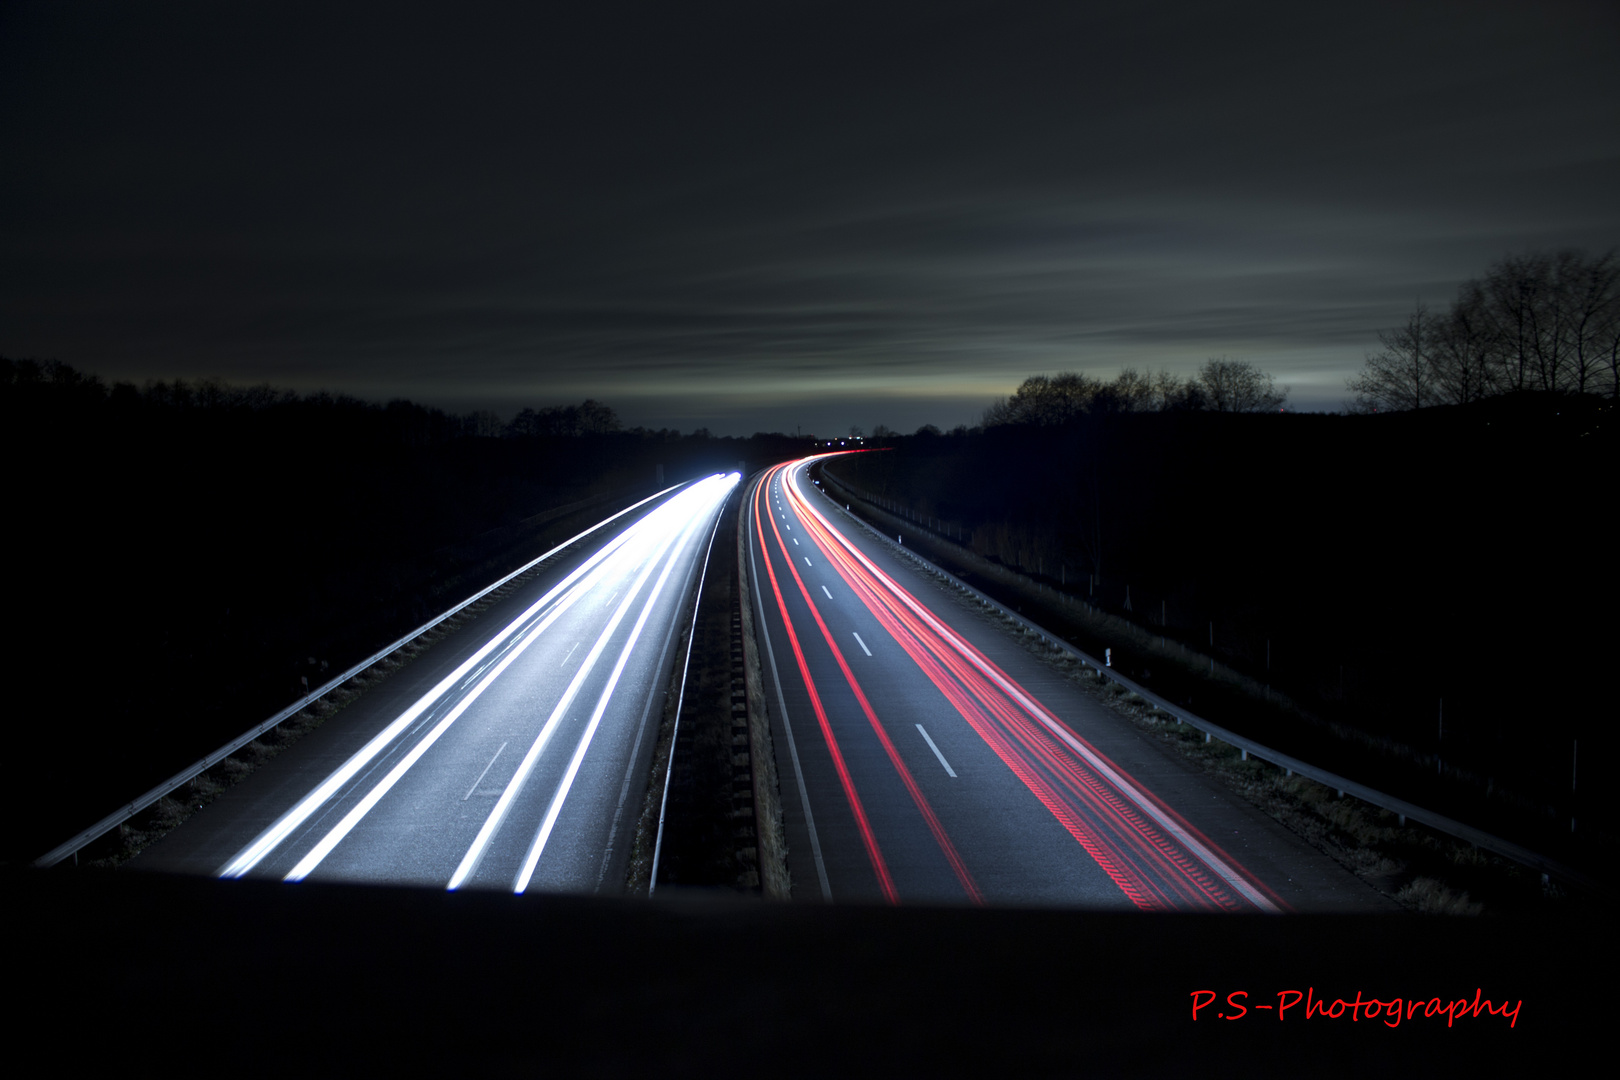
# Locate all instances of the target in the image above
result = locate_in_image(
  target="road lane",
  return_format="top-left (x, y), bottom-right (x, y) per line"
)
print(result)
top-left (750, 455), bottom-right (1386, 911)
top-left (751, 459), bottom-right (1130, 906)
top-left (137, 473), bottom-right (738, 894)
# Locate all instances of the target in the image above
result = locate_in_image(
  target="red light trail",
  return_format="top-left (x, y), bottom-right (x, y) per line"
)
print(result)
top-left (757, 456), bottom-right (1285, 912)
top-left (754, 465), bottom-right (984, 903)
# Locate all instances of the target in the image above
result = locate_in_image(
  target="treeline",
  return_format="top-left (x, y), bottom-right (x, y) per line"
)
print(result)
top-left (1349, 249), bottom-right (1619, 412)
top-left (1, 356), bottom-right (817, 477)
top-left (3, 357), bottom-right (717, 446)
top-left (0, 357), bottom-right (802, 864)
top-left (504, 400), bottom-right (620, 438)
top-left (981, 358), bottom-right (1288, 427)
top-left (6, 356), bottom-right (495, 445)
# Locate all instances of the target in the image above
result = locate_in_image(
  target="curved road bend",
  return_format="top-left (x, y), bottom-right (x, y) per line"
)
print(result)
top-left (134, 473), bottom-right (739, 894)
top-left (749, 455), bottom-right (1396, 911)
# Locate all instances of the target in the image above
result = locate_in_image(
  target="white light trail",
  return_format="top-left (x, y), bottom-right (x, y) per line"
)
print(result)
top-left (449, 474), bottom-right (736, 891)
top-left (276, 523), bottom-right (644, 880)
top-left (219, 485), bottom-right (677, 879)
top-left (513, 477), bottom-right (729, 892)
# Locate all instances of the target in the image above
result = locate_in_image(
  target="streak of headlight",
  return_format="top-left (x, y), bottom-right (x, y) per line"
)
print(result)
top-left (785, 459), bottom-right (1282, 912)
top-left (448, 475), bottom-right (734, 891)
top-left (514, 474), bottom-right (735, 892)
top-left (218, 491), bottom-right (665, 879)
top-left (281, 536), bottom-right (634, 880)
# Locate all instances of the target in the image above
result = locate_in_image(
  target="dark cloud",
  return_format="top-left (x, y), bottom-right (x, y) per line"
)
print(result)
top-left (3, 1), bottom-right (1617, 431)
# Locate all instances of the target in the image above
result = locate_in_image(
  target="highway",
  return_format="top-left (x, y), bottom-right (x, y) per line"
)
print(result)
top-left (749, 455), bottom-right (1388, 910)
top-left (136, 473), bottom-right (738, 893)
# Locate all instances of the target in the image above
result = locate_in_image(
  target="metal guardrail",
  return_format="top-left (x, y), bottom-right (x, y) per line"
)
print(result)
top-left (812, 465), bottom-right (1595, 894)
top-left (35, 482), bottom-right (689, 869)
top-left (647, 478), bottom-right (738, 894)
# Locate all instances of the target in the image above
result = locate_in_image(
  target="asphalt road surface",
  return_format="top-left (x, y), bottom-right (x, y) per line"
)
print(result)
top-left (136, 473), bottom-right (738, 893)
top-left (748, 455), bottom-right (1395, 911)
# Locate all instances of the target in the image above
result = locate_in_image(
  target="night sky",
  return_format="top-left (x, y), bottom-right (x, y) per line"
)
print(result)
top-left (3, 1), bottom-right (1617, 434)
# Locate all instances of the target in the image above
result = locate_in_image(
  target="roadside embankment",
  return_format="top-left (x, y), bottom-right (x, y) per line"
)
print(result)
top-left (818, 459), bottom-right (1596, 913)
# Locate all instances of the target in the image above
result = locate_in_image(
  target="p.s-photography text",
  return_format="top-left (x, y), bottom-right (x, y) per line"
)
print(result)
top-left (1190, 988), bottom-right (1520, 1029)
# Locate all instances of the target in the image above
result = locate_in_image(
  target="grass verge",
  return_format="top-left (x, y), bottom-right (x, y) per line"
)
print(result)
top-left (990, 623), bottom-right (1577, 915)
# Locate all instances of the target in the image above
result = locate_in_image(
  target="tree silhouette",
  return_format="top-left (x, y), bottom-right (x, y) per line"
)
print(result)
top-left (1346, 304), bottom-right (1435, 413)
top-left (982, 364), bottom-right (1286, 426)
top-left (1195, 357), bottom-right (1289, 412)
top-left (1349, 248), bottom-right (1619, 411)
top-left (983, 372), bottom-right (1102, 426)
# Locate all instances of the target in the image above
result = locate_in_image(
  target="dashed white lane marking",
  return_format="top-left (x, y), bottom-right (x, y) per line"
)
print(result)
top-left (852, 632), bottom-right (872, 656)
top-left (822, 585), bottom-right (833, 599)
top-left (916, 725), bottom-right (957, 777)
top-left (464, 741), bottom-right (510, 800)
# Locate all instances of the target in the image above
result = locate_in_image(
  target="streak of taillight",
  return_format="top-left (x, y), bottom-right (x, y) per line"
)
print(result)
top-left (785, 459), bottom-right (1285, 913)
top-left (753, 466), bottom-right (897, 903)
top-left (849, 570), bottom-right (1168, 906)
top-left (790, 482), bottom-right (1171, 907)
top-left (764, 469), bottom-right (983, 905)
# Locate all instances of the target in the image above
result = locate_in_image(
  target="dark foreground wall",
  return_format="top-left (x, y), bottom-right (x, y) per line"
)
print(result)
top-left (9, 869), bottom-right (1591, 1074)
